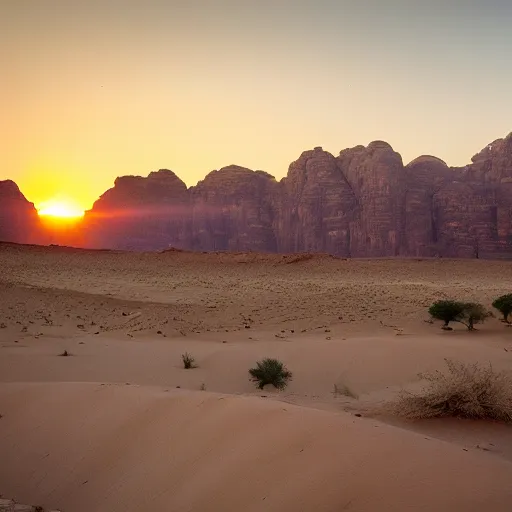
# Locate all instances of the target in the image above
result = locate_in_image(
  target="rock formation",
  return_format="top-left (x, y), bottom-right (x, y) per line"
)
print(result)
top-left (190, 166), bottom-right (279, 252)
top-left (0, 180), bottom-right (42, 244)
top-left (3, 132), bottom-right (512, 258)
top-left (277, 147), bottom-right (356, 256)
top-left (84, 170), bottom-right (190, 250)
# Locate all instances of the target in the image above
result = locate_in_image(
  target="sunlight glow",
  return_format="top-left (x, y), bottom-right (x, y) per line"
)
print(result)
top-left (37, 199), bottom-right (85, 219)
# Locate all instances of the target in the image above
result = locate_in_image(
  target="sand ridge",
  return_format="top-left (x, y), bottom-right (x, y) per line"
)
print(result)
top-left (2, 382), bottom-right (512, 512)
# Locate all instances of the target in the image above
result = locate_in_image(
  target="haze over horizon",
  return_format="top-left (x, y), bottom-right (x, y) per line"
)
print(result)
top-left (2, 0), bottom-right (512, 212)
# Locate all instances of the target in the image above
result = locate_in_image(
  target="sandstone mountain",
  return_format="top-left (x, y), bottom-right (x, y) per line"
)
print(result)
top-left (2, 133), bottom-right (512, 258)
top-left (0, 180), bottom-right (42, 245)
top-left (80, 132), bottom-right (512, 258)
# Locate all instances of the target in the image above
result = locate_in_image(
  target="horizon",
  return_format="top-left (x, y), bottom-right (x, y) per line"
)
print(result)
top-left (3, 0), bottom-right (512, 213)
top-left (3, 130), bottom-right (511, 213)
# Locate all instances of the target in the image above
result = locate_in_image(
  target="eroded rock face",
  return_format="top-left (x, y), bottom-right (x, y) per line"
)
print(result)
top-left (277, 147), bottom-right (356, 256)
top-left (7, 132), bottom-right (511, 258)
top-left (83, 170), bottom-right (190, 250)
top-left (338, 141), bottom-right (405, 257)
top-left (430, 134), bottom-right (512, 259)
top-left (190, 166), bottom-right (279, 252)
top-left (403, 156), bottom-right (451, 257)
top-left (0, 180), bottom-right (42, 244)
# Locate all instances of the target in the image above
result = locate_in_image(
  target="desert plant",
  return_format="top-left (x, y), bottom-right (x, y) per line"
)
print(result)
top-left (391, 359), bottom-right (512, 422)
top-left (428, 300), bottom-right (490, 330)
top-left (428, 300), bottom-right (465, 329)
top-left (332, 382), bottom-right (358, 399)
top-left (492, 293), bottom-right (512, 323)
top-left (181, 353), bottom-right (196, 369)
top-left (249, 358), bottom-right (292, 390)
top-left (458, 302), bottom-right (492, 331)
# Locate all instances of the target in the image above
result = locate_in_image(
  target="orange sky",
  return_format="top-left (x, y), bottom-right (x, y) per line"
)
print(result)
top-left (2, 0), bottom-right (512, 212)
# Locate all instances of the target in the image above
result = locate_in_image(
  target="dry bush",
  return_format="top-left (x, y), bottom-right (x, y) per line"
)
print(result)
top-left (333, 382), bottom-right (359, 399)
top-left (181, 352), bottom-right (197, 369)
top-left (391, 359), bottom-right (512, 422)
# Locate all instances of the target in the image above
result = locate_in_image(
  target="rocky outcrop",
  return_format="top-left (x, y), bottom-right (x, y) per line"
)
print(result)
top-left (403, 156), bottom-right (451, 257)
top-left (277, 147), bottom-right (357, 256)
top-left (190, 166), bottom-right (279, 252)
top-left (0, 180), bottom-right (42, 244)
top-left (6, 132), bottom-right (511, 259)
top-left (83, 170), bottom-right (190, 250)
top-left (338, 141), bottom-right (405, 257)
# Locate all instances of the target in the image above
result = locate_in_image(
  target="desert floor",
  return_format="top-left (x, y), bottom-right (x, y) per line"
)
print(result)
top-left (1, 243), bottom-right (512, 511)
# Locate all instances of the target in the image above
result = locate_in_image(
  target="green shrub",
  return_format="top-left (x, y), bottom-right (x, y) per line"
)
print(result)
top-left (391, 359), bottom-right (512, 422)
top-left (428, 300), bottom-right (465, 328)
top-left (249, 358), bottom-right (292, 390)
top-left (460, 302), bottom-right (492, 330)
top-left (181, 353), bottom-right (197, 369)
top-left (428, 300), bottom-right (490, 330)
top-left (492, 294), bottom-right (512, 323)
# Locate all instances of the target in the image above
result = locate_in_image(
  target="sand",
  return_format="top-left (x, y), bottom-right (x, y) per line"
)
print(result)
top-left (1, 242), bottom-right (512, 510)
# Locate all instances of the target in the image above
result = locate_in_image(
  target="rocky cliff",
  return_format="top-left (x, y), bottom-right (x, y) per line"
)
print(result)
top-left (84, 169), bottom-right (190, 251)
top-left (53, 132), bottom-right (512, 258)
top-left (0, 180), bottom-right (42, 244)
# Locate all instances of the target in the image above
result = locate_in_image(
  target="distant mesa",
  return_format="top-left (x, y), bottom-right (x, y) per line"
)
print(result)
top-left (2, 132), bottom-right (512, 259)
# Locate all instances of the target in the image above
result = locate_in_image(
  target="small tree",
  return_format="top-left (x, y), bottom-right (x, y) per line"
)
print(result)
top-left (429, 300), bottom-right (490, 331)
top-left (459, 302), bottom-right (492, 331)
top-left (181, 353), bottom-right (197, 369)
top-left (492, 294), bottom-right (512, 323)
top-left (249, 358), bottom-right (292, 390)
top-left (428, 300), bottom-right (465, 329)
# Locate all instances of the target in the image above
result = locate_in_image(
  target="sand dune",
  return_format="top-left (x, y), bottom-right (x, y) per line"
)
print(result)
top-left (1, 243), bottom-right (512, 510)
top-left (2, 382), bottom-right (512, 512)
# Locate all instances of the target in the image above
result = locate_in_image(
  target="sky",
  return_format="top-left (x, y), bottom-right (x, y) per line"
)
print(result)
top-left (2, 0), bottom-right (512, 212)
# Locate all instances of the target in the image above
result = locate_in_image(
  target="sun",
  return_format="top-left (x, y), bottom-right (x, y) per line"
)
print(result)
top-left (37, 199), bottom-right (85, 219)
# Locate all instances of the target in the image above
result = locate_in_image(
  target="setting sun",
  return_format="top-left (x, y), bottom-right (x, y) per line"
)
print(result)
top-left (37, 199), bottom-right (85, 219)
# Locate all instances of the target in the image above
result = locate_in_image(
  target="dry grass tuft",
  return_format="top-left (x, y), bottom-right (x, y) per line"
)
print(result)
top-left (332, 382), bottom-right (359, 399)
top-left (391, 359), bottom-right (512, 422)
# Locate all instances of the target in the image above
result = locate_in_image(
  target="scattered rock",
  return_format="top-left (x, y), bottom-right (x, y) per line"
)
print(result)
top-left (476, 442), bottom-right (496, 452)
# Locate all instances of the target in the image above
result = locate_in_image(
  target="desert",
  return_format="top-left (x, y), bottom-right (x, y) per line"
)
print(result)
top-left (5, 1), bottom-right (512, 510)
top-left (1, 242), bottom-right (512, 511)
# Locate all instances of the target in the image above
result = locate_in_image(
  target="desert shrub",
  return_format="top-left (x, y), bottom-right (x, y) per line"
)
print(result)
top-left (492, 293), bottom-right (512, 323)
top-left (181, 353), bottom-right (196, 369)
top-left (333, 383), bottom-right (358, 399)
top-left (459, 302), bottom-right (492, 330)
top-left (249, 358), bottom-right (292, 390)
top-left (428, 300), bottom-right (490, 330)
top-left (428, 300), bottom-right (465, 328)
top-left (392, 359), bottom-right (512, 422)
